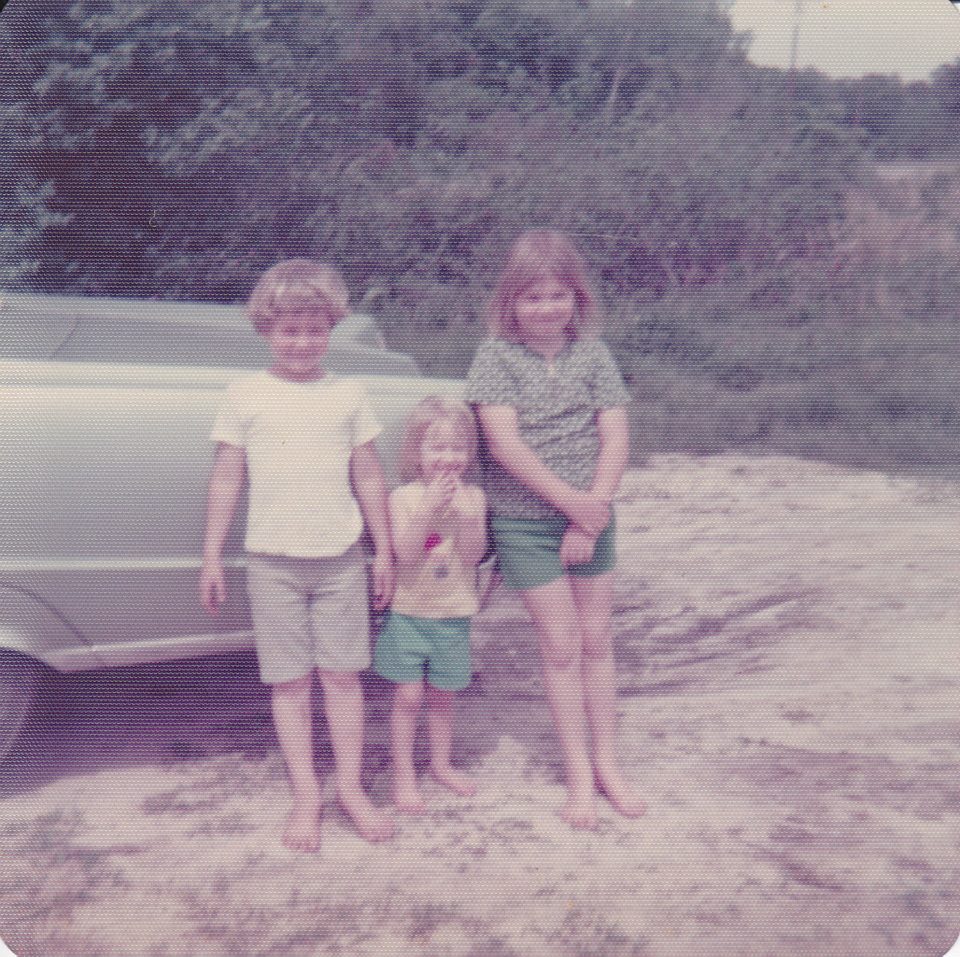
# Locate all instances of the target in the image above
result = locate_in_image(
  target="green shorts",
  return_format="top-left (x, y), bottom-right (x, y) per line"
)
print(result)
top-left (374, 612), bottom-right (472, 691)
top-left (490, 514), bottom-right (616, 591)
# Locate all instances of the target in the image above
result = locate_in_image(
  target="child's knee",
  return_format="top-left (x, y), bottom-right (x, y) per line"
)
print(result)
top-left (425, 684), bottom-right (454, 712)
top-left (581, 626), bottom-right (613, 662)
top-left (317, 669), bottom-right (360, 695)
top-left (394, 682), bottom-right (424, 712)
top-left (272, 673), bottom-right (312, 701)
top-left (540, 633), bottom-right (580, 670)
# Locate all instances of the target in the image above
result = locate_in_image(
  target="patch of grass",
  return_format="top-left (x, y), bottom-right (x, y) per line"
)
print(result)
top-left (466, 937), bottom-right (524, 957)
top-left (548, 907), bottom-right (651, 957)
top-left (0, 812), bottom-right (124, 955)
top-left (176, 886), bottom-right (402, 957)
top-left (408, 902), bottom-right (462, 940)
top-left (397, 225), bottom-right (960, 482)
top-left (142, 758), bottom-right (278, 816)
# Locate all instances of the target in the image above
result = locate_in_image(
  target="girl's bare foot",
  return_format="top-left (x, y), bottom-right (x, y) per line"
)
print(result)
top-left (338, 790), bottom-right (396, 842)
top-left (559, 796), bottom-right (598, 830)
top-left (595, 769), bottom-right (647, 818)
top-left (430, 765), bottom-right (477, 797)
top-left (283, 800), bottom-right (323, 853)
top-left (393, 777), bottom-right (428, 814)
top-left (559, 778), bottom-right (598, 830)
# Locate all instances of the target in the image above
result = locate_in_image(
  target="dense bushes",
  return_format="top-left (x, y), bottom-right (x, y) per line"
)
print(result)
top-left (3, 0), bottom-right (959, 475)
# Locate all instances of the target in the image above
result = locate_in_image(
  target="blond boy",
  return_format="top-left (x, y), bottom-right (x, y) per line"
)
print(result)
top-left (200, 259), bottom-right (395, 851)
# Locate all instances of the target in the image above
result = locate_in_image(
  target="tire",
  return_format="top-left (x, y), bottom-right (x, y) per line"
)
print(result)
top-left (0, 651), bottom-right (41, 764)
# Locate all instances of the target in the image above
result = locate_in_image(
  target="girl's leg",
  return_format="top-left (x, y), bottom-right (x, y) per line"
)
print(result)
top-left (520, 577), bottom-right (598, 829)
top-left (317, 668), bottom-right (395, 841)
top-left (391, 680), bottom-right (427, 813)
top-left (426, 686), bottom-right (477, 796)
top-left (271, 673), bottom-right (324, 852)
top-left (569, 571), bottom-right (646, 818)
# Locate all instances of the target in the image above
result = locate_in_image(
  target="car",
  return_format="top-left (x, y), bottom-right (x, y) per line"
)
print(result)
top-left (0, 290), bottom-right (465, 762)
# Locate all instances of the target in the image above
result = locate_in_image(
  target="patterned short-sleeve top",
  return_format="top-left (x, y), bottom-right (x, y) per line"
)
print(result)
top-left (464, 336), bottom-right (629, 521)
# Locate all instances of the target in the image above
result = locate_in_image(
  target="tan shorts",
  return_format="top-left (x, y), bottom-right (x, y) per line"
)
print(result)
top-left (245, 545), bottom-right (370, 684)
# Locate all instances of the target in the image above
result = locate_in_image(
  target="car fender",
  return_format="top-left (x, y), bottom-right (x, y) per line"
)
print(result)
top-left (0, 585), bottom-right (94, 672)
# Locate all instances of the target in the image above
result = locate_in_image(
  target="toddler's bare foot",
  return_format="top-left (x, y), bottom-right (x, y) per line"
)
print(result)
top-left (283, 800), bottom-right (323, 853)
top-left (595, 769), bottom-right (647, 819)
top-left (338, 790), bottom-right (396, 842)
top-left (393, 777), bottom-right (428, 814)
top-left (430, 764), bottom-right (477, 797)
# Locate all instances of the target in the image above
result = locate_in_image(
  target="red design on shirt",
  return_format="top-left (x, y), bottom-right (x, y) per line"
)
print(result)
top-left (424, 532), bottom-right (442, 552)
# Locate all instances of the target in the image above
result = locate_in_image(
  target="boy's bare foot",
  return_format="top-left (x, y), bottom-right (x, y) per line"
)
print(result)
top-left (559, 796), bottom-right (598, 830)
top-left (393, 778), bottom-right (428, 814)
top-left (283, 801), bottom-right (323, 853)
top-left (595, 769), bottom-right (647, 819)
top-left (338, 790), bottom-right (396, 842)
top-left (430, 765), bottom-right (477, 797)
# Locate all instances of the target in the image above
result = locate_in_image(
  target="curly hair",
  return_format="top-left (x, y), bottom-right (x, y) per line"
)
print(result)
top-left (247, 259), bottom-right (349, 334)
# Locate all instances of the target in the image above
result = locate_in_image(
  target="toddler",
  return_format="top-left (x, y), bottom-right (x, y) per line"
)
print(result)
top-left (373, 397), bottom-right (486, 813)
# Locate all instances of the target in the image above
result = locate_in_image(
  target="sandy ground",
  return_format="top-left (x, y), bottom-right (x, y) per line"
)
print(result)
top-left (1, 454), bottom-right (959, 957)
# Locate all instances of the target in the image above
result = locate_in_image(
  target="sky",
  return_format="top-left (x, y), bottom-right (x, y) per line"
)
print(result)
top-left (728, 0), bottom-right (960, 81)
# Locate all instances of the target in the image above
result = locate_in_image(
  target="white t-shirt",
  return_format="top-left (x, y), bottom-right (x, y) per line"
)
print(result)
top-left (210, 371), bottom-right (381, 557)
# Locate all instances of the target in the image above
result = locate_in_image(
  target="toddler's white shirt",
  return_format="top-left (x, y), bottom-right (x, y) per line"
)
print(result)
top-left (389, 481), bottom-right (480, 619)
top-left (210, 371), bottom-right (381, 557)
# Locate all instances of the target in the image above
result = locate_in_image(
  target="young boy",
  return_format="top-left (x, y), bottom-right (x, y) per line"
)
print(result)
top-left (199, 258), bottom-right (396, 851)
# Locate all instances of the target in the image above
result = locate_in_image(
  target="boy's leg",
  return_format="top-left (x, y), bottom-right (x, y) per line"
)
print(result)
top-left (271, 673), bottom-right (324, 852)
top-left (426, 685), bottom-right (477, 797)
top-left (391, 680), bottom-right (427, 812)
top-left (316, 669), bottom-right (395, 842)
top-left (569, 571), bottom-right (646, 818)
top-left (247, 556), bottom-right (326, 851)
top-left (520, 577), bottom-right (598, 829)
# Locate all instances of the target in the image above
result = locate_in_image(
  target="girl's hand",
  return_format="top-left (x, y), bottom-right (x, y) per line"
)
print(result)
top-left (559, 526), bottom-right (597, 568)
top-left (566, 490), bottom-right (611, 538)
top-left (200, 559), bottom-right (227, 615)
top-left (421, 473), bottom-right (458, 517)
top-left (370, 549), bottom-right (395, 610)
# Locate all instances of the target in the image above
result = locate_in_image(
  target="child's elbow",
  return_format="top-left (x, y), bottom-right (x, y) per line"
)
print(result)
top-left (484, 433), bottom-right (515, 466)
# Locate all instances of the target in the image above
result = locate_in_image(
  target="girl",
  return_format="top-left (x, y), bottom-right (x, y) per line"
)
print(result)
top-left (374, 397), bottom-right (487, 813)
top-left (464, 229), bottom-right (645, 829)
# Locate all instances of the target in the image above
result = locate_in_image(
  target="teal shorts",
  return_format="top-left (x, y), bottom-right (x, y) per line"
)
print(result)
top-left (374, 612), bottom-right (472, 691)
top-left (490, 514), bottom-right (616, 591)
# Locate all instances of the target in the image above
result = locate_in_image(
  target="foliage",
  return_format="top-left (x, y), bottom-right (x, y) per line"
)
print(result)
top-left (0, 5), bottom-right (67, 287)
top-left (3, 0), bottom-right (959, 475)
top-left (2, 0), bottom-right (826, 303)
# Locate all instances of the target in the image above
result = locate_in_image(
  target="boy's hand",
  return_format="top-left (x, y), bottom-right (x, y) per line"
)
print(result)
top-left (369, 549), bottom-right (395, 610)
top-left (200, 559), bottom-right (227, 615)
top-left (559, 526), bottom-right (597, 568)
top-left (566, 490), bottom-right (611, 538)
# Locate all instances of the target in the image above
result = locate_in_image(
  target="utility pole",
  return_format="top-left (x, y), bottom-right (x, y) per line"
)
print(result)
top-left (786, 0), bottom-right (805, 99)
top-left (788, 0), bottom-right (805, 72)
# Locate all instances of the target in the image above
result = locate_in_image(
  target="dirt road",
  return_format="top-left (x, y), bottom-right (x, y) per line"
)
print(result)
top-left (1, 455), bottom-right (959, 957)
